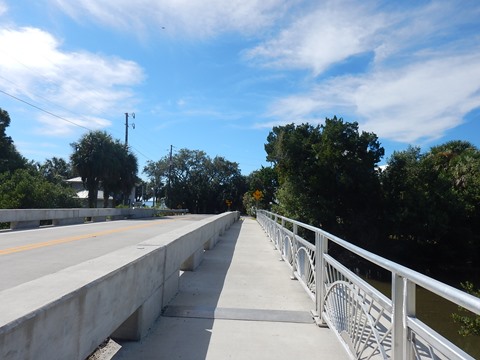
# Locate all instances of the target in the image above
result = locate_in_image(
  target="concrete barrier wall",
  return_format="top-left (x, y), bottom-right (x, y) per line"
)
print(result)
top-left (0, 211), bottom-right (239, 360)
top-left (0, 208), bottom-right (157, 230)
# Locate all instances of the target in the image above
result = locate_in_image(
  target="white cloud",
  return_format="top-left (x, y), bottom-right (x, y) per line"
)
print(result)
top-left (252, 1), bottom-right (480, 144)
top-left (262, 53), bottom-right (480, 143)
top-left (36, 114), bottom-right (111, 136)
top-left (0, 1), bottom-right (7, 16)
top-left (0, 26), bottom-right (144, 136)
top-left (50, 0), bottom-right (288, 39)
top-left (245, 0), bottom-right (386, 75)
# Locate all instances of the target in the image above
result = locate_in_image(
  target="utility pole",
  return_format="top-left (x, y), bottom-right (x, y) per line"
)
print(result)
top-left (124, 112), bottom-right (135, 147)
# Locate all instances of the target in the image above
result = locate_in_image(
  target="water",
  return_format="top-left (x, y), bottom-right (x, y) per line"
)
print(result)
top-left (366, 279), bottom-right (480, 358)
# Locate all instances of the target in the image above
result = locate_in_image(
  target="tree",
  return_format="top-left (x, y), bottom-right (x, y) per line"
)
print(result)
top-left (99, 140), bottom-right (139, 207)
top-left (380, 141), bottom-right (480, 279)
top-left (71, 131), bottom-right (111, 208)
top-left (452, 282), bottom-right (480, 337)
top-left (143, 148), bottom-right (246, 213)
top-left (0, 169), bottom-right (79, 208)
top-left (245, 166), bottom-right (278, 209)
top-left (0, 108), bottom-right (27, 173)
top-left (265, 117), bottom-right (384, 248)
top-left (38, 157), bottom-right (74, 184)
top-left (243, 166), bottom-right (278, 214)
top-left (70, 131), bottom-right (138, 208)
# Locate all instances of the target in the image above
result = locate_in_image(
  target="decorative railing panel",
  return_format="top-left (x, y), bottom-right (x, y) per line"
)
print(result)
top-left (256, 210), bottom-right (480, 360)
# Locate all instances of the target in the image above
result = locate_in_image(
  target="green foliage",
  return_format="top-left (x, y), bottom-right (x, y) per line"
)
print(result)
top-left (380, 141), bottom-right (480, 278)
top-left (263, 118), bottom-right (480, 281)
top-left (242, 191), bottom-right (257, 216)
top-left (0, 169), bottom-right (80, 208)
top-left (265, 117), bottom-right (384, 249)
top-left (37, 157), bottom-right (74, 184)
top-left (452, 282), bottom-right (480, 337)
top-left (0, 108), bottom-right (28, 173)
top-left (70, 131), bottom-right (138, 208)
top-left (143, 149), bottom-right (246, 213)
top-left (244, 166), bottom-right (278, 211)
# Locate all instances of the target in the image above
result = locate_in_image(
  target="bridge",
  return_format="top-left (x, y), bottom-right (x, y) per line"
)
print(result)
top-left (0, 209), bottom-right (479, 359)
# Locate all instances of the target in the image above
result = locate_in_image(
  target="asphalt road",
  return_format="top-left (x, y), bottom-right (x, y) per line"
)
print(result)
top-left (0, 215), bottom-right (213, 292)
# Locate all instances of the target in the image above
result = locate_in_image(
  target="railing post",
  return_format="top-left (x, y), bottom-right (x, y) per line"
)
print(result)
top-left (392, 273), bottom-right (403, 360)
top-left (314, 231), bottom-right (328, 326)
top-left (392, 274), bottom-right (415, 360)
top-left (405, 279), bottom-right (416, 359)
top-left (291, 223), bottom-right (298, 278)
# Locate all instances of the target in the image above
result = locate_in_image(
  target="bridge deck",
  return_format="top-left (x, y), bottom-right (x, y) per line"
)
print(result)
top-left (112, 217), bottom-right (349, 360)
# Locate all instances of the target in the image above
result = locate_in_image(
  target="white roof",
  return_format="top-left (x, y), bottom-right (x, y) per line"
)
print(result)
top-left (65, 177), bottom-right (83, 183)
top-left (75, 190), bottom-right (112, 200)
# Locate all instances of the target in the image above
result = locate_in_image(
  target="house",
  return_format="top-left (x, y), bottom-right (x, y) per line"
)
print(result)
top-left (65, 177), bottom-right (113, 208)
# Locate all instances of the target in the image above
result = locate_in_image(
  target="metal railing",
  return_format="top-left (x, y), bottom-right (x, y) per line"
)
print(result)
top-left (256, 210), bottom-right (480, 360)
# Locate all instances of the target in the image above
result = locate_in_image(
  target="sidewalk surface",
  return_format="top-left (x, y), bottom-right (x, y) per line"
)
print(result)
top-left (112, 217), bottom-right (349, 360)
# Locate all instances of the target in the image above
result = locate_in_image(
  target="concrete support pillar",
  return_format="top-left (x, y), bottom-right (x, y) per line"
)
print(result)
top-left (10, 220), bottom-right (40, 230)
top-left (52, 218), bottom-right (84, 226)
top-left (204, 236), bottom-right (217, 250)
top-left (163, 271), bottom-right (180, 306)
top-left (180, 247), bottom-right (204, 271)
top-left (112, 286), bottom-right (163, 341)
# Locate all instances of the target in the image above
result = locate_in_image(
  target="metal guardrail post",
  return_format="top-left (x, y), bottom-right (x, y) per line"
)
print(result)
top-left (393, 274), bottom-right (416, 360)
top-left (392, 273), bottom-right (403, 360)
top-left (405, 279), bottom-right (416, 359)
top-left (315, 231), bottom-right (328, 326)
top-left (291, 223), bottom-right (298, 278)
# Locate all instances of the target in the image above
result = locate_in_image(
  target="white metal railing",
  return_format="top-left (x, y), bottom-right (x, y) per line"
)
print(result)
top-left (256, 210), bottom-right (480, 360)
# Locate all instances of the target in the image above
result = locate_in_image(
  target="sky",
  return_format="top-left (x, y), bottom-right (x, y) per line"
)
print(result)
top-left (1, 0), bottom-right (479, 177)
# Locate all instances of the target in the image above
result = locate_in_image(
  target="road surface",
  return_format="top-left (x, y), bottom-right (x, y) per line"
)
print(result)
top-left (0, 215), bottom-right (212, 292)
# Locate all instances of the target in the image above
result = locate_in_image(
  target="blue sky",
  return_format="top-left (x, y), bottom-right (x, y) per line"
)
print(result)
top-left (1, 0), bottom-right (479, 177)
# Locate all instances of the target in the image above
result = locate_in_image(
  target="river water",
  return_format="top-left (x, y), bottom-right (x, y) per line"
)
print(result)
top-left (366, 279), bottom-right (479, 358)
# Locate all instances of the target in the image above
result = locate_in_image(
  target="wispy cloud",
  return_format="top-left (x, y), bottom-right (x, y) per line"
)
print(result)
top-left (50, 0), bottom-right (289, 39)
top-left (0, 1), bottom-right (7, 16)
top-left (42, 0), bottom-right (480, 146)
top-left (251, 1), bottom-right (480, 144)
top-left (0, 26), bottom-right (144, 136)
top-left (245, 0), bottom-right (385, 76)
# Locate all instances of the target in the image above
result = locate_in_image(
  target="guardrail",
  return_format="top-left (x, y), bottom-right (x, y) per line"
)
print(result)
top-left (0, 208), bottom-right (188, 230)
top-left (0, 211), bottom-right (239, 360)
top-left (256, 210), bottom-right (480, 360)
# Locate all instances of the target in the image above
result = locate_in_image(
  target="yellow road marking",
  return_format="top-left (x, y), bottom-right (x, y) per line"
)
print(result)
top-left (0, 219), bottom-right (173, 256)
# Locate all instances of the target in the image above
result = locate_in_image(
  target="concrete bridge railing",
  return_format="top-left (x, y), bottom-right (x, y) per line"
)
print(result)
top-left (257, 210), bottom-right (480, 360)
top-left (0, 207), bottom-right (188, 230)
top-left (0, 211), bottom-right (239, 360)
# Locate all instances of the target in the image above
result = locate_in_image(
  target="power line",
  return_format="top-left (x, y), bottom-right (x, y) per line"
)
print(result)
top-left (0, 87), bottom-right (157, 163)
top-left (0, 88), bottom-right (91, 131)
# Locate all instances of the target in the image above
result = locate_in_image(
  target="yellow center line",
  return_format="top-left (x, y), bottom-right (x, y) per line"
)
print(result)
top-left (0, 220), bottom-right (174, 256)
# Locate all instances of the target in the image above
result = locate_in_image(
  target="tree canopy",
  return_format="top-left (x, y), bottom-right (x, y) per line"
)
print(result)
top-left (0, 168), bottom-right (79, 209)
top-left (70, 131), bottom-right (138, 208)
top-left (0, 108), bottom-right (27, 173)
top-left (242, 166), bottom-right (278, 215)
top-left (143, 148), bottom-right (246, 213)
top-left (380, 141), bottom-right (480, 280)
top-left (265, 117), bottom-right (384, 248)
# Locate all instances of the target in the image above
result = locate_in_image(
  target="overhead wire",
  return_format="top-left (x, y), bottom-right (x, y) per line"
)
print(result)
top-left (0, 85), bottom-right (156, 162)
top-left (0, 59), bottom-right (157, 163)
top-left (0, 88), bottom-right (91, 131)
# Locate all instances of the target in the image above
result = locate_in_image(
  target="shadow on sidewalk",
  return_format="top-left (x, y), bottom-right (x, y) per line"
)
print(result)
top-left (112, 218), bottom-right (244, 360)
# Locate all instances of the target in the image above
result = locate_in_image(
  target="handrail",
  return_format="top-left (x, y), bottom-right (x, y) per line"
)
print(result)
top-left (256, 209), bottom-right (480, 360)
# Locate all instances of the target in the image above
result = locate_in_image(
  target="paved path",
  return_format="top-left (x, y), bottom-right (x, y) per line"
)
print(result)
top-left (113, 217), bottom-right (349, 360)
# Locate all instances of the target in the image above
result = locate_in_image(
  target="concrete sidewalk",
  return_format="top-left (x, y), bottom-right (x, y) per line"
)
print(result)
top-left (112, 217), bottom-right (349, 360)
